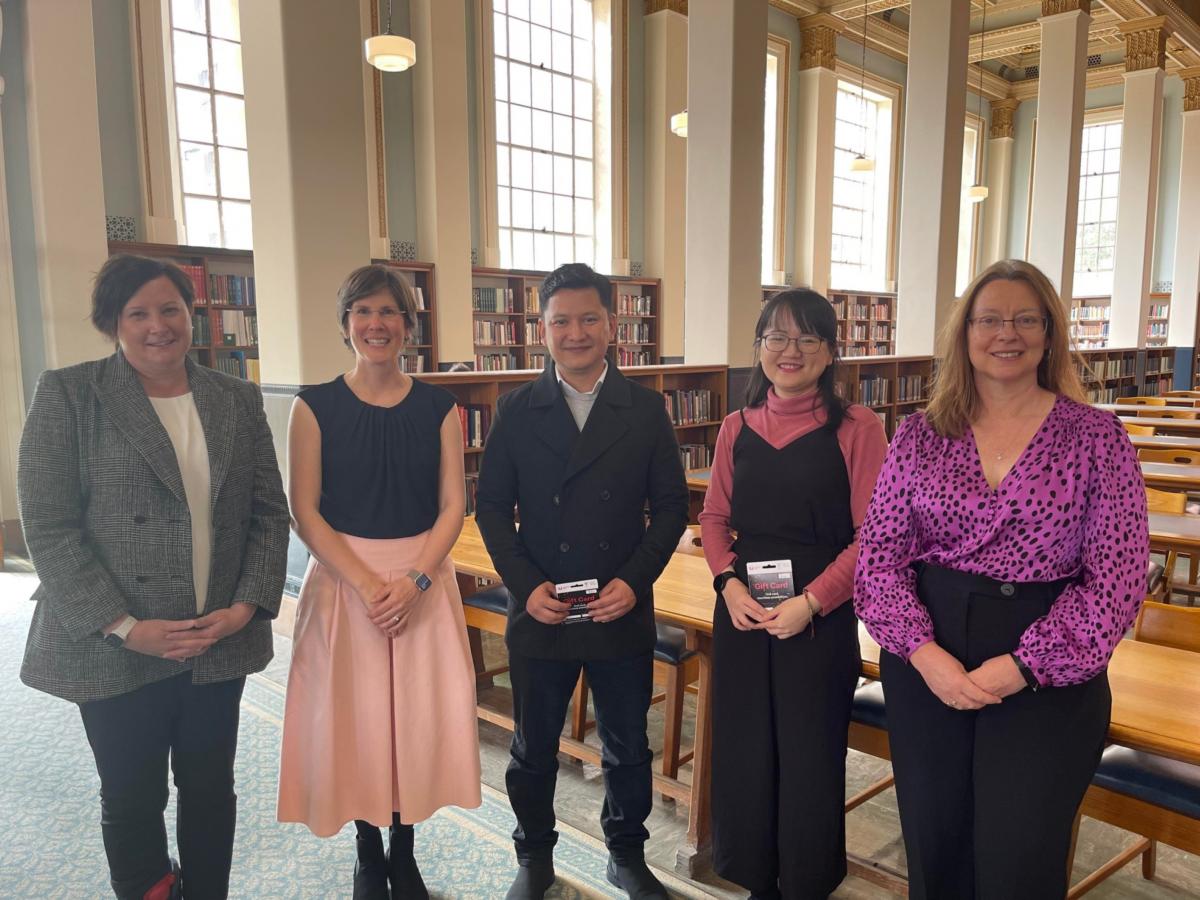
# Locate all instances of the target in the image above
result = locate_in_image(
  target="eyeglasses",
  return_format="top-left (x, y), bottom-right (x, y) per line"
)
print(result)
top-left (967, 314), bottom-right (1048, 335)
top-left (758, 333), bottom-right (825, 354)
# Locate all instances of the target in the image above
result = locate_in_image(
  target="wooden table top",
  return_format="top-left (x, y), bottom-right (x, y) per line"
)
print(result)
top-left (1100, 404), bottom-right (1200, 416)
top-left (1119, 415), bottom-right (1200, 434)
top-left (1148, 510), bottom-right (1200, 552)
top-left (1129, 434), bottom-right (1200, 452)
top-left (1140, 462), bottom-right (1200, 489)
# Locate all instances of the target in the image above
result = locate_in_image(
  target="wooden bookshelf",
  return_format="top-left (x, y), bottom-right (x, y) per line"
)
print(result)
top-left (376, 259), bottom-right (437, 374)
top-left (109, 240), bottom-right (260, 383)
top-left (471, 266), bottom-right (660, 371)
top-left (1143, 347), bottom-right (1175, 396)
top-left (1146, 291), bottom-right (1170, 348)
top-left (415, 364), bottom-right (726, 515)
top-left (829, 290), bottom-right (897, 358)
top-left (834, 355), bottom-right (934, 438)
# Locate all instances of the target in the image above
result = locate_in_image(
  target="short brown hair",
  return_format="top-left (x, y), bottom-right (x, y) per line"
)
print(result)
top-left (924, 259), bottom-right (1086, 438)
top-left (336, 265), bottom-right (418, 348)
top-left (91, 255), bottom-right (195, 339)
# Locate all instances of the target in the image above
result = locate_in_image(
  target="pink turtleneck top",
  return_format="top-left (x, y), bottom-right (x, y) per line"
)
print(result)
top-left (699, 387), bottom-right (889, 612)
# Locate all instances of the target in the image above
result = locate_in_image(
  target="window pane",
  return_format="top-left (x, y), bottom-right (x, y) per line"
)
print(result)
top-left (512, 188), bottom-right (533, 228)
top-left (171, 0), bottom-right (206, 33)
top-left (531, 110), bottom-right (553, 151)
top-left (554, 194), bottom-right (573, 231)
top-left (509, 18), bottom-right (530, 62)
top-left (494, 0), bottom-right (506, 13)
top-left (575, 198), bottom-right (593, 235)
top-left (211, 39), bottom-right (244, 94)
top-left (513, 230), bottom-right (534, 268)
top-left (1103, 148), bottom-right (1120, 173)
top-left (496, 144), bottom-right (510, 186)
top-left (1083, 198), bottom-right (1101, 224)
top-left (553, 155), bottom-right (573, 194)
top-left (574, 119), bottom-right (592, 158)
top-left (218, 146), bottom-right (250, 199)
top-left (574, 235), bottom-right (593, 267)
top-left (184, 196), bottom-right (221, 246)
top-left (531, 24), bottom-right (552, 68)
top-left (573, 37), bottom-right (592, 80)
top-left (553, 114), bottom-right (572, 154)
top-left (1101, 198), bottom-right (1118, 223)
top-left (1105, 124), bottom-right (1122, 149)
top-left (552, 73), bottom-right (572, 115)
top-left (552, 0), bottom-right (571, 33)
top-left (532, 154), bottom-right (554, 192)
top-left (531, 68), bottom-right (553, 112)
top-left (497, 187), bottom-right (511, 226)
top-left (180, 141), bottom-right (217, 194)
top-left (222, 200), bottom-right (252, 249)
top-left (573, 0), bottom-right (591, 38)
top-left (552, 31), bottom-right (571, 73)
top-left (215, 95), bottom-right (247, 148)
top-left (495, 100), bottom-right (510, 142)
top-left (510, 105), bottom-right (532, 147)
top-left (498, 227), bottom-right (512, 268)
top-left (494, 58), bottom-right (509, 101)
top-left (529, 0), bottom-right (552, 27)
top-left (511, 147), bottom-right (533, 189)
top-left (494, 12), bottom-right (508, 56)
top-left (533, 191), bottom-right (554, 230)
top-left (574, 159), bottom-right (593, 197)
top-left (175, 87), bottom-right (213, 142)
top-left (535, 231), bottom-right (554, 269)
top-left (573, 79), bottom-right (593, 120)
top-left (510, 0), bottom-right (530, 20)
top-left (1101, 173), bottom-right (1119, 198)
top-left (555, 235), bottom-right (574, 267)
top-left (172, 30), bottom-right (210, 87)
top-left (509, 62), bottom-right (532, 107)
top-left (209, 0), bottom-right (240, 41)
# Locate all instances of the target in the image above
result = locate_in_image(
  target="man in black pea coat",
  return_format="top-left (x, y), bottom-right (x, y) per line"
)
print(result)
top-left (476, 263), bottom-right (689, 900)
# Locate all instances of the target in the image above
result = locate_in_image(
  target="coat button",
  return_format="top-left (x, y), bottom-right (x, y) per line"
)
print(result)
top-left (559, 542), bottom-right (570, 553)
top-left (1000, 583), bottom-right (1016, 597)
top-left (600, 490), bottom-right (611, 501)
top-left (599, 541), bottom-right (610, 551)
top-left (552, 494), bottom-right (560, 506)
top-left (133, 515), bottom-right (147, 524)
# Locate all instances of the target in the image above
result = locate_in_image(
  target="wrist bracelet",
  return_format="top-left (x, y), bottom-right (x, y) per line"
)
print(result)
top-left (804, 593), bottom-right (821, 617)
top-left (1010, 652), bottom-right (1040, 691)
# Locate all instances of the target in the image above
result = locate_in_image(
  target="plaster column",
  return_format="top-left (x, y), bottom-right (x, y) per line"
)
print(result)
top-left (411, 0), bottom-right (474, 364)
top-left (894, 0), bottom-right (970, 356)
top-left (643, 0), bottom-right (688, 358)
top-left (1109, 17), bottom-right (1167, 349)
top-left (683, 0), bottom-right (766, 367)
top-left (980, 98), bottom-right (1018, 267)
top-left (793, 14), bottom-right (843, 297)
top-left (1167, 69), bottom-right (1200, 350)
top-left (240, 0), bottom-right (373, 387)
top-left (1028, 0), bottom-right (1090, 302)
top-left (23, 0), bottom-right (111, 368)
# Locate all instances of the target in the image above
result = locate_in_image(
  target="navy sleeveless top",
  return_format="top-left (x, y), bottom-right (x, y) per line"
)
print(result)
top-left (298, 376), bottom-right (456, 539)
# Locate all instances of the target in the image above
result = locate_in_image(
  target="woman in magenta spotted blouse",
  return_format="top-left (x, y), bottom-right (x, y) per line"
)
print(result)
top-left (854, 259), bottom-right (1148, 900)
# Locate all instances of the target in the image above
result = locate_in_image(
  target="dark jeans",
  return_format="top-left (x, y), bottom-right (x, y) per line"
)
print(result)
top-left (506, 651), bottom-right (653, 862)
top-left (79, 673), bottom-right (246, 900)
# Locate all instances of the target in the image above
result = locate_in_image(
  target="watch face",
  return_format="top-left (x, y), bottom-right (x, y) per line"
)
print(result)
top-left (103, 633), bottom-right (125, 649)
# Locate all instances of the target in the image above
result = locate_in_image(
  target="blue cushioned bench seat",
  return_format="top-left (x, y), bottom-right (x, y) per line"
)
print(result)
top-left (851, 680), bottom-right (887, 731)
top-left (463, 584), bottom-right (512, 615)
top-left (1092, 746), bottom-right (1200, 821)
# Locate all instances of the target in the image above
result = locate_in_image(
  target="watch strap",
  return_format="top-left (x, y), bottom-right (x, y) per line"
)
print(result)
top-left (1010, 652), bottom-right (1040, 691)
top-left (713, 571), bottom-right (737, 595)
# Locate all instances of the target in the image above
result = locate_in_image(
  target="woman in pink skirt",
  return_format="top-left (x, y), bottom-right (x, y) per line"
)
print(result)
top-left (278, 265), bottom-right (481, 899)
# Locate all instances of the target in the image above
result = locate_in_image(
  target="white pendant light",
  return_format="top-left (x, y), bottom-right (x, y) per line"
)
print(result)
top-left (849, 0), bottom-right (874, 173)
top-left (968, 1), bottom-right (990, 202)
top-left (967, 183), bottom-right (990, 202)
top-left (670, 109), bottom-right (688, 138)
top-left (850, 154), bottom-right (875, 172)
top-left (366, 0), bottom-right (416, 73)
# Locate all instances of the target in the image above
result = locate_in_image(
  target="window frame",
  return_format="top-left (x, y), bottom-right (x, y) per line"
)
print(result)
top-left (829, 63), bottom-right (904, 293)
top-left (763, 34), bottom-right (790, 286)
top-left (956, 111), bottom-right (985, 297)
top-left (1072, 105), bottom-right (1123, 298)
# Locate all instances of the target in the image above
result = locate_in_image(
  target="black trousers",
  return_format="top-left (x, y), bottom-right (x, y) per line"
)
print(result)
top-left (506, 651), bottom-right (653, 861)
top-left (881, 565), bottom-right (1110, 900)
top-left (79, 672), bottom-right (246, 900)
top-left (711, 598), bottom-right (860, 898)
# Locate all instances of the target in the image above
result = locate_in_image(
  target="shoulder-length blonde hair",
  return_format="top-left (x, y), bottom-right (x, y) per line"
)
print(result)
top-left (924, 259), bottom-right (1087, 438)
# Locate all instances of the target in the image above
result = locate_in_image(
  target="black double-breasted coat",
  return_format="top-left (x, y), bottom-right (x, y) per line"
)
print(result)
top-left (475, 363), bottom-right (689, 660)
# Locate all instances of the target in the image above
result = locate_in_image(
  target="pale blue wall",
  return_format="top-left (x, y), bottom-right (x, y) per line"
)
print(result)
top-left (382, 0), bottom-right (419, 248)
top-left (1, 0), bottom-right (47, 405)
top-left (1154, 75), bottom-right (1184, 289)
top-left (93, 0), bottom-right (143, 224)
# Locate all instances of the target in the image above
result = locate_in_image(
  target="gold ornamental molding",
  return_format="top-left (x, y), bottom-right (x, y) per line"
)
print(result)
top-left (797, 13), bottom-right (845, 71)
top-left (989, 98), bottom-right (1020, 140)
top-left (1183, 66), bottom-right (1200, 112)
top-left (1042, 0), bottom-right (1091, 15)
top-left (1119, 16), bottom-right (1169, 72)
top-left (644, 0), bottom-right (687, 14)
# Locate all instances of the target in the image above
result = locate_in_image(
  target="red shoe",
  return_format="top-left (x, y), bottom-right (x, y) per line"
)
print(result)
top-left (143, 859), bottom-right (182, 900)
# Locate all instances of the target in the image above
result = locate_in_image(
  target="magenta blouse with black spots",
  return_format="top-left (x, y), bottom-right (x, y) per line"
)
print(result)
top-left (853, 395), bottom-right (1148, 688)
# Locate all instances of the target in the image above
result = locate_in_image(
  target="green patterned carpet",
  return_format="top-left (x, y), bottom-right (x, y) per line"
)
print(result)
top-left (0, 573), bottom-right (713, 899)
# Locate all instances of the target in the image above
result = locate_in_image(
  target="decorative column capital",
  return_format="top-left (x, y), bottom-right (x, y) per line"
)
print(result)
top-left (989, 98), bottom-right (1020, 139)
top-left (1118, 16), bottom-right (1168, 72)
top-left (797, 13), bottom-right (845, 71)
top-left (1182, 66), bottom-right (1200, 113)
top-left (644, 0), bottom-right (687, 14)
top-left (1041, 0), bottom-right (1090, 15)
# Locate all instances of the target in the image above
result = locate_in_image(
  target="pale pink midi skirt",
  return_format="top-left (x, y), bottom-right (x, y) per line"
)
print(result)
top-left (277, 532), bottom-right (482, 837)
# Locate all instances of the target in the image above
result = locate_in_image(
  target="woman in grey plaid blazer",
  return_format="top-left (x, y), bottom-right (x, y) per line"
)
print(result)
top-left (17, 255), bottom-right (289, 900)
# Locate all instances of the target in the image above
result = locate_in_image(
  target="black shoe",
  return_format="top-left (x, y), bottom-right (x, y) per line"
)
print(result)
top-left (353, 833), bottom-right (390, 900)
top-left (504, 858), bottom-right (556, 899)
top-left (606, 854), bottom-right (669, 899)
top-left (748, 889), bottom-right (781, 900)
top-left (387, 822), bottom-right (429, 899)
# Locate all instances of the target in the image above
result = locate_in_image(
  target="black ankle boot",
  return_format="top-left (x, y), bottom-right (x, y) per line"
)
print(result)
top-left (388, 821), bottom-right (429, 899)
top-left (353, 823), bottom-right (390, 900)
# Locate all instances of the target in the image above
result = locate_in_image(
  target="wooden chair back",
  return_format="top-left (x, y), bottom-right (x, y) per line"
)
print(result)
top-left (1138, 409), bottom-right (1199, 419)
top-left (1126, 397), bottom-right (1167, 406)
top-left (676, 525), bottom-right (704, 556)
top-left (1133, 601), bottom-right (1200, 654)
top-left (1138, 449), bottom-right (1200, 465)
top-left (1145, 488), bottom-right (1187, 514)
top-left (1123, 422), bottom-right (1156, 436)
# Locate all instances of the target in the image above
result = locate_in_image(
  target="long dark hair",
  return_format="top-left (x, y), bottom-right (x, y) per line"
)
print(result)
top-left (744, 289), bottom-right (848, 434)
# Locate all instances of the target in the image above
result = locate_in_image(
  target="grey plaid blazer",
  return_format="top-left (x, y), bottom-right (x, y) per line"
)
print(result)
top-left (17, 351), bottom-right (289, 703)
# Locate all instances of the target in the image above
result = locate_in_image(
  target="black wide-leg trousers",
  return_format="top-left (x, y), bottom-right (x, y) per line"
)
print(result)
top-left (79, 672), bottom-right (245, 900)
top-left (711, 599), bottom-right (860, 899)
top-left (881, 564), bottom-right (1110, 900)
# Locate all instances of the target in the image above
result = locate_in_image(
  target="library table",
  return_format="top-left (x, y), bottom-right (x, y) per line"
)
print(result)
top-left (1139, 462), bottom-right (1200, 491)
top-left (1129, 434), bottom-right (1200, 452)
top-left (450, 516), bottom-right (1200, 878)
top-left (1099, 404), bottom-right (1200, 416)
top-left (1118, 415), bottom-right (1200, 436)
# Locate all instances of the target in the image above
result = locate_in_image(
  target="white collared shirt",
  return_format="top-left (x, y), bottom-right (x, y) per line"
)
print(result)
top-left (556, 361), bottom-right (608, 431)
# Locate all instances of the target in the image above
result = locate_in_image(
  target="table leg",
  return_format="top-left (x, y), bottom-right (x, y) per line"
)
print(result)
top-left (675, 629), bottom-right (713, 877)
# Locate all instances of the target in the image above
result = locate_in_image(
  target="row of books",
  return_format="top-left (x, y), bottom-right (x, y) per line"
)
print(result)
top-left (1147, 303), bottom-right (1168, 320)
top-left (616, 293), bottom-right (652, 315)
top-left (858, 377), bottom-right (889, 407)
top-left (616, 347), bottom-right (653, 366)
top-left (475, 352), bottom-right (520, 370)
top-left (464, 474), bottom-right (480, 516)
top-left (1147, 322), bottom-right (1168, 338)
top-left (412, 285), bottom-right (427, 310)
top-left (1085, 387), bottom-right (1121, 403)
top-left (524, 321), bottom-right (544, 344)
top-left (1070, 323), bottom-right (1110, 339)
top-left (474, 320), bottom-right (520, 346)
top-left (1146, 356), bottom-right (1173, 374)
top-left (528, 351), bottom-right (548, 369)
top-left (1070, 306), bottom-right (1110, 321)
top-left (664, 389), bottom-right (716, 426)
top-left (679, 443), bottom-right (712, 470)
top-left (617, 322), bottom-right (652, 343)
top-left (191, 310), bottom-right (258, 347)
top-left (525, 286), bottom-right (541, 314)
top-left (398, 353), bottom-right (426, 373)
top-left (473, 286), bottom-right (516, 313)
top-left (204, 273), bottom-right (256, 306)
top-left (212, 351), bottom-right (259, 383)
top-left (460, 404), bottom-right (492, 449)
top-left (843, 345), bottom-right (893, 357)
top-left (896, 374), bottom-right (927, 403)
